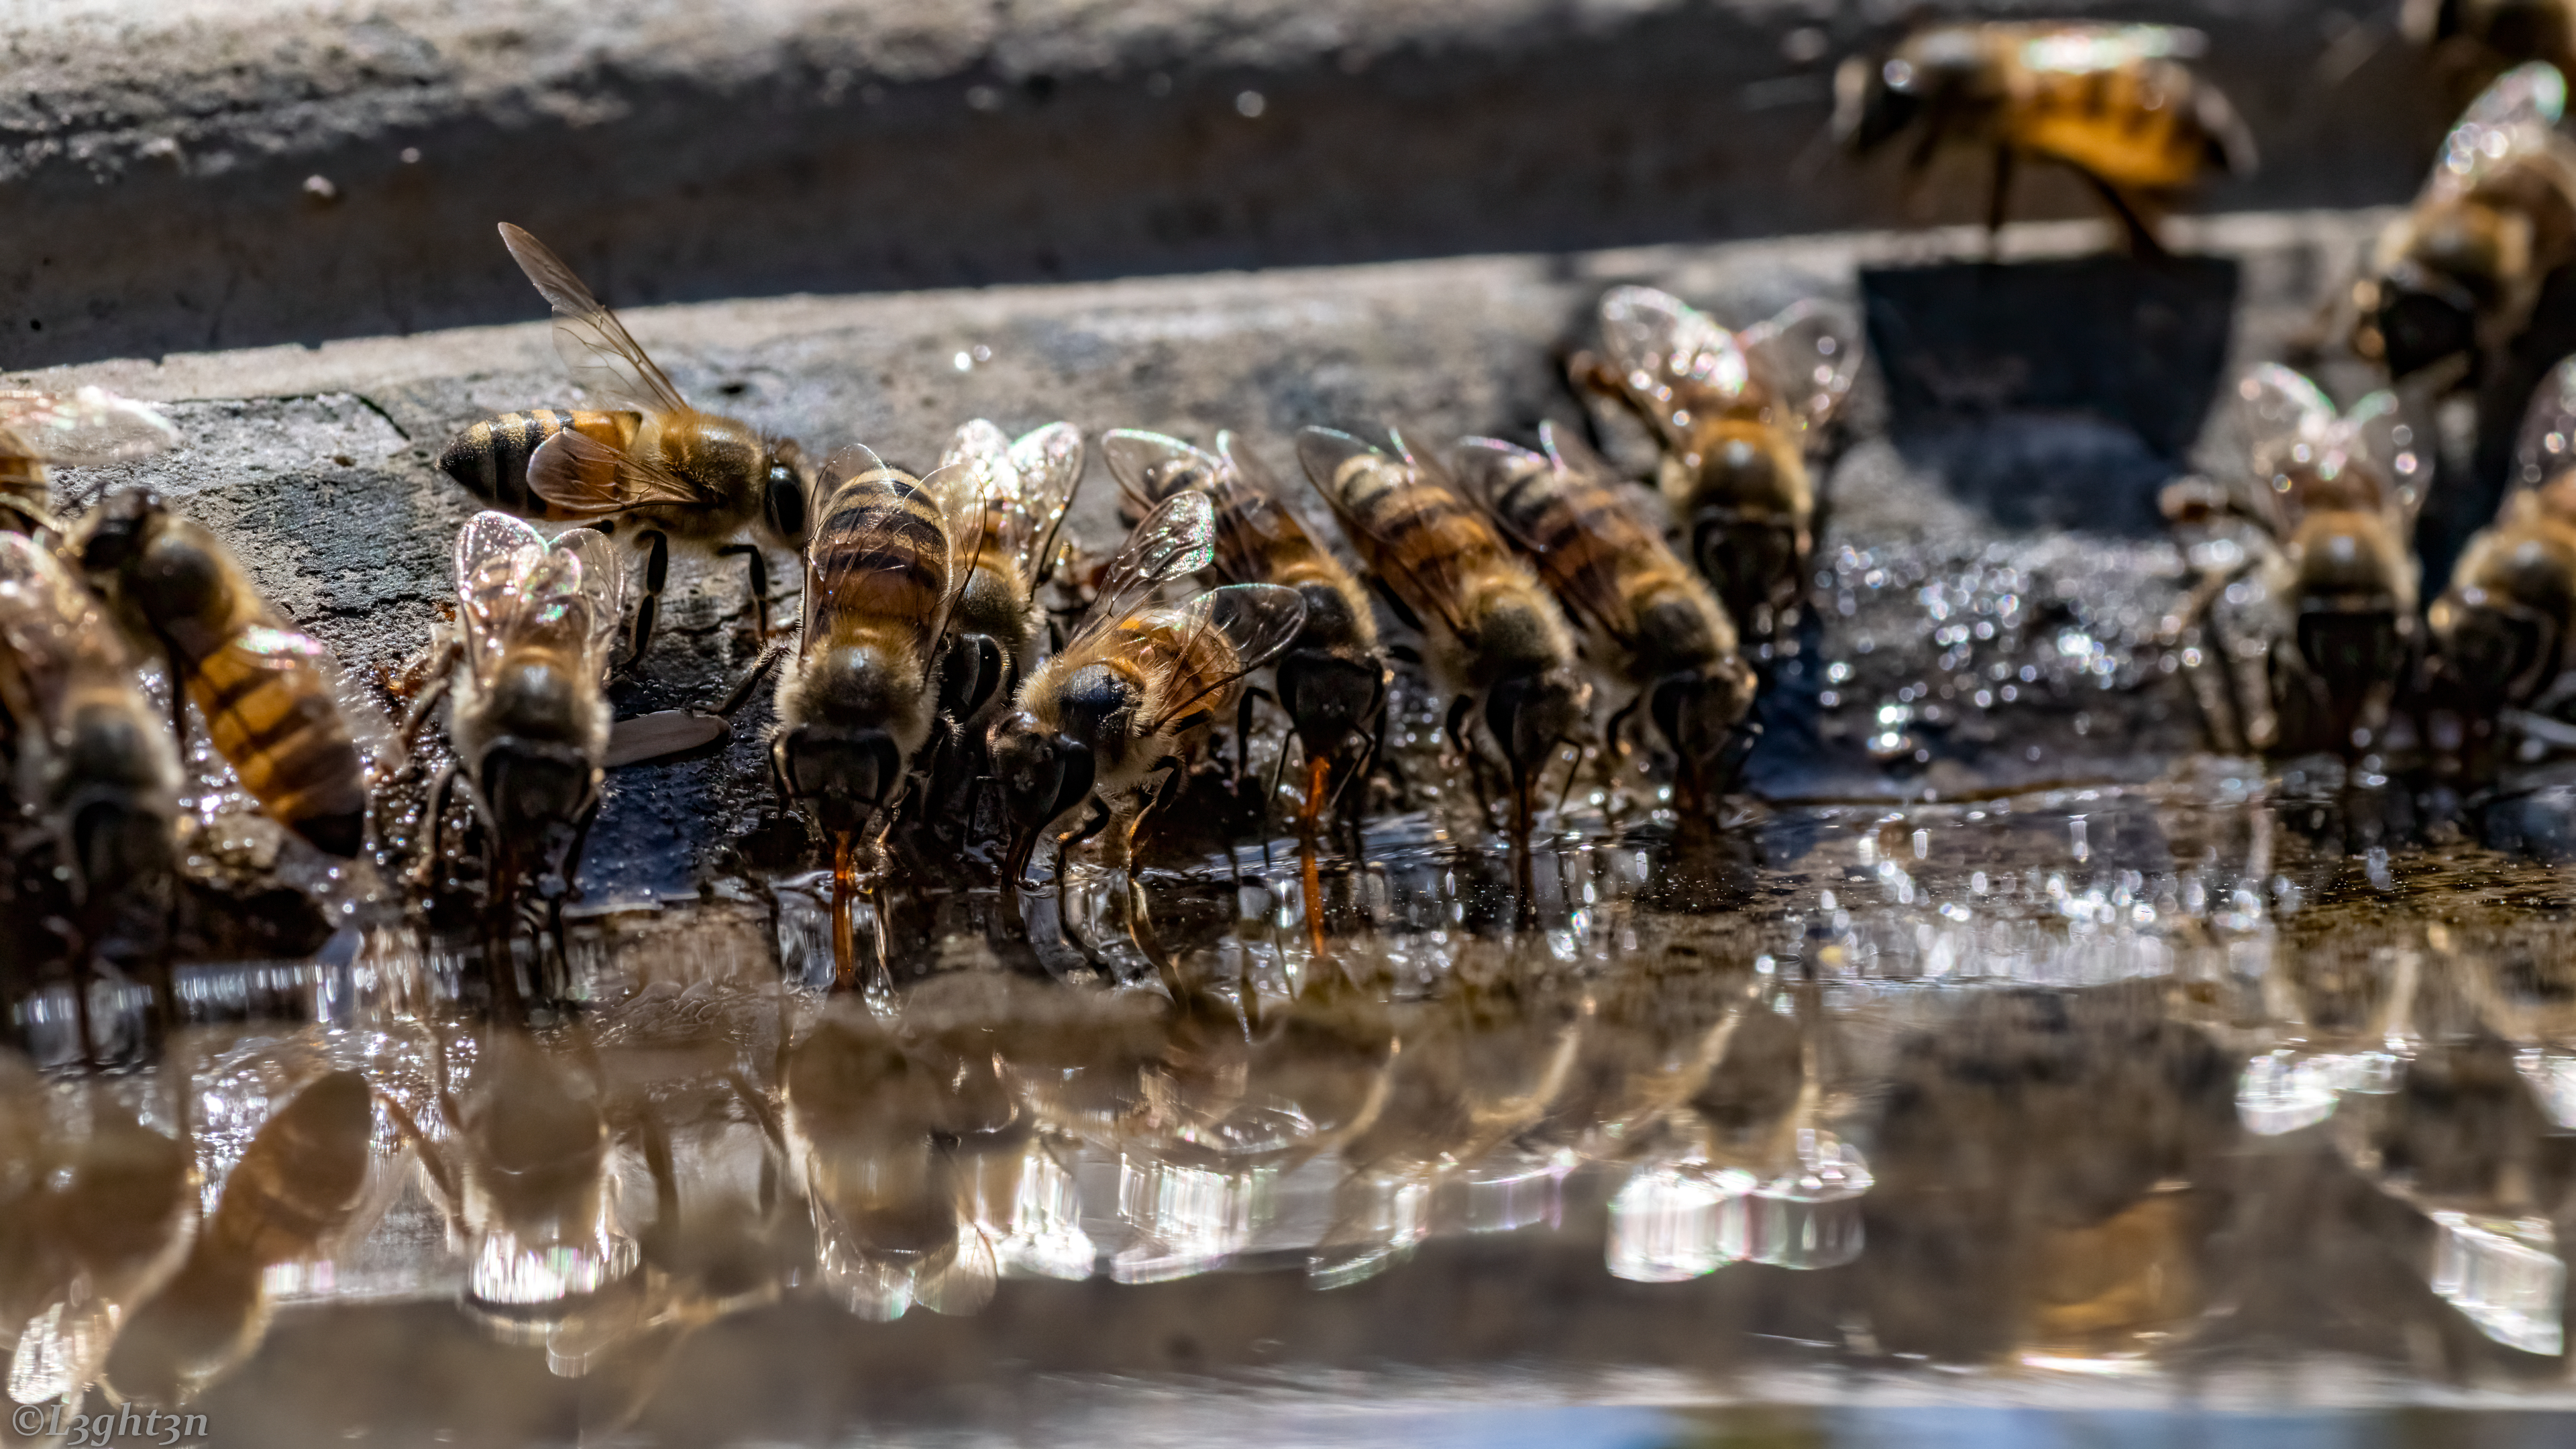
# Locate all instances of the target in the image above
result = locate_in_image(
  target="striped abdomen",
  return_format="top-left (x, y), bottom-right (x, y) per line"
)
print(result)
top-left (1327, 456), bottom-right (1516, 625)
top-left (805, 468), bottom-right (953, 659)
top-left (2008, 59), bottom-right (2229, 190)
top-left (438, 410), bottom-right (641, 519)
top-left (1204, 476), bottom-right (1376, 655)
top-left (187, 625), bottom-right (368, 855)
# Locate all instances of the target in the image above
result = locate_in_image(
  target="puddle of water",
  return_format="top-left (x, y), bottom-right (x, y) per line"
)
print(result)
top-left (9, 774), bottom-right (2576, 1442)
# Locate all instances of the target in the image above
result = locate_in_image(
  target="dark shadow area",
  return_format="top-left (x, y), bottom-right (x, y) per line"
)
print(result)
top-left (1861, 255), bottom-right (2242, 535)
top-left (0, 3), bottom-right (2443, 368)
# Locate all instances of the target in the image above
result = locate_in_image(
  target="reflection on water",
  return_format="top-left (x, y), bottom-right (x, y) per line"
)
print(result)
top-left (11, 776), bottom-right (2576, 1438)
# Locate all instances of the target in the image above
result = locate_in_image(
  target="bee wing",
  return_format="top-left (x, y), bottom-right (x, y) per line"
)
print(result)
top-left (915, 1224), bottom-right (999, 1318)
top-left (2233, 362), bottom-right (2341, 486)
top-left (1596, 286), bottom-right (1754, 444)
top-left (2515, 356), bottom-right (2576, 490)
top-left (498, 223), bottom-right (692, 415)
top-left (2428, 63), bottom-right (2572, 196)
top-left (0, 387), bottom-right (180, 466)
top-left (1061, 489), bottom-right (1217, 659)
top-left (1295, 425), bottom-right (1484, 638)
top-left (1005, 422), bottom-right (1085, 589)
top-left (0, 532), bottom-right (123, 715)
top-left (1102, 427), bottom-right (1220, 519)
top-left (2343, 390), bottom-right (2433, 523)
top-left (805, 445), bottom-right (945, 655)
top-left (526, 425), bottom-right (708, 517)
top-left (1454, 428), bottom-right (1642, 646)
top-left (1739, 299), bottom-right (1863, 437)
top-left (1137, 582), bottom-right (1308, 735)
top-left (1212, 431), bottom-right (1330, 586)
top-left (552, 525), bottom-right (627, 674)
top-left (2010, 23), bottom-right (2207, 73)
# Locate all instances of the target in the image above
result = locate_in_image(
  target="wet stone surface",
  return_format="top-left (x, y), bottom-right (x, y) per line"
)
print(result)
top-left (12, 211), bottom-right (2576, 1443)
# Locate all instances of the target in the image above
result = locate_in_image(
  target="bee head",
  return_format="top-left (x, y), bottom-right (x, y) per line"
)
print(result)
top-left (761, 441), bottom-right (812, 548)
top-left (1690, 503), bottom-right (1806, 643)
top-left (1276, 649), bottom-right (1385, 761)
top-left (1833, 51), bottom-right (1926, 155)
top-left (2432, 585), bottom-right (2563, 714)
top-left (472, 735), bottom-right (600, 865)
top-left (1484, 666), bottom-right (1592, 777)
top-left (74, 488), bottom-right (168, 575)
top-left (987, 711), bottom-right (1095, 888)
top-left (1650, 659), bottom-right (1757, 786)
top-left (2361, 262), bottom-right (2483, 382)
top-left (63, 788), bottom-right (173, 908)
top-left (772, 723), bottom-right (906, 839)
top-left (2292, 593), bottom-right (2408, 747)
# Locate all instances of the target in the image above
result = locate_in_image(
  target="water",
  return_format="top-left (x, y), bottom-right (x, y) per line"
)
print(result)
top-left (10, 771), bottom-right (2576, 1444)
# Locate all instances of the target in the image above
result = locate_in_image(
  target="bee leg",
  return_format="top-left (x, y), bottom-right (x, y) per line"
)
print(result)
top-left (1260, 727), bottom-right (1299, 871)
top-left (715, 542), bottom-right (773, 638)
top-left (2078, 172), bottom-right (2166, 259)
top-left (621, 529), bottom-right (672, 675)
top-left (1447, 694), bottom-right (1497, 824)
top-left (397, 642), bottom-right (460, 747)
top-left (1551, 739), bottom-right (1587, 824)
top-left (413, 759), bottom-right (459, 894)
top-left (1234, 687), bottom-right (1273, 790)
top-left (164, 645), bottom-right (189, 755)
top-left (714, 639), bottom-right (790, 718)
top-left (1984, 146), bottom-right (2016, 255)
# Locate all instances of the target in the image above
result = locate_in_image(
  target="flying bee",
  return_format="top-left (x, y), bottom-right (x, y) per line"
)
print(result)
top-left (1455, 421), bottom-right (1756, 801)
top-left (2351, 63), bottom-right (2576, 386)
top-left (1295, 425), bottom-right (1590, 838)
top-left (0, 386), bottom-right (180, 535)
top-left (2163, 365), bottom-right (2429, 757)
top-left (2430, 352), bottom-right (2576, 722)
top-left (437, 223), bottom-right (810, 666)
top-left (1102, 428), bottom-right (1387, 829)
top-left (930, 419), bottom-right (1085, 725)
top-left (105, 1069), bottom-right (389, 1404)
top-left (430, 511), bottom-right (624, 916)
top-left (1572, 286), bottom-right (1860, 647)
top-left (76, 490), bottom-right (380, 858)
top-left (1831, 21), bottom-right (2256, 252)
top-left (987, 488), bottom-right (1306, 890)
top-left (0, 531), bottom-right (182, 1040)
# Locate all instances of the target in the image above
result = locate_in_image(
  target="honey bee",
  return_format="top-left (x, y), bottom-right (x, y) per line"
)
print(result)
top-left (1456, 421), bottom-right (1757, 801)
top-left (986, 489), bottom-right (1306, 888)
top-left (1102, 428), bottom-right (1387, 828)
top-left (1295, 426), bottom-right (1590, 837)
top-left (437, 223), bottom-right (809, 666)
top-left (431, 511), bottom-right (624, 911)
top-left (0, 386), bottom-right (180, 535)
top-left (0, 531), bottom-right (181, 1038)
top-left (930, 419), bottom-right (1085, 724)
top-left (1831, 21), bottom-right (2257, 252)
top-left (2352, 63), bottom-right (2576, 385)
top-left (105, 1069), bottom-right (388, 1403)
top-left (2430, 353), bottom-right (2576, 725)
top-left (76, 490), bottom-right (380, 858)
top-left (771, 446), bottom-right (970, 855)
top-left (1572, 287), bottom-right (1860, 648)
top-left (2163, 366), bottom-right (2429, 757)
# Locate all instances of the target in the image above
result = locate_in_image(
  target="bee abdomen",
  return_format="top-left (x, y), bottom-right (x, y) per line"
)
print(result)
top-left (189, 645), bottom-right (368, 853)
top-left (438, 410), bottom-right (639, 519)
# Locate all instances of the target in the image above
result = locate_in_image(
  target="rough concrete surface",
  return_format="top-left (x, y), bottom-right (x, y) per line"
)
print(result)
top-left (0, 0), bottom-right (2449, 365)
top-left (13, 207), bottom-right (2385, 903)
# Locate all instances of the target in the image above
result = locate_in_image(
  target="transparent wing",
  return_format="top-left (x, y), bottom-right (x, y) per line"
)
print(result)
top-left (1139, 582), bottom-right (1309, 735)
top-left (1597, 286), bottom-right (1755, 445)
top-left (2515, 356), bottom-right (2576, 490)
top-left (915, 1224), bottom-right (999, 1318)
top-left (2234, 362), bottom-right (2341, 482)
top-left (0, 532), bottom-right (117, 708)
top-left (2343, 391), bottom-right (2432, 522)
top-left (498, 223), bottom-right (690, 415)
top-left (1063, 489), bottom-right (1216, 659)
top-left (805, 443), bottom-right (915, 647)
top-left (453, 511), bottom-right (548, 684)
top-left (1740, 299), bottom-right (1863, 435)
top-left (552, 526), bottom-right (626, 669)
top-left (1101, 429), bottom-right (1222, 519)
top-left (914, 461), bottom-right (980, 655)
top-left (602, 709), bottom-right (729, 768)
top-left (527, 427), bottom-right (706, 517)
top-left (2428, 62), bottom-right (2572, 197)
top-left (0, 388), bottom-right (180, 466)
top-left (1294, 426), bottom-right (1477, 637)
top-left (1005, 422), bottom-right (1085, 586)
top-left (2009, 23), bottom-right (2207, 73)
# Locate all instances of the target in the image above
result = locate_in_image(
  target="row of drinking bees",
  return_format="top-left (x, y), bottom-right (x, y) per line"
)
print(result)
top-left (14, 39), bottom-right (2576, 1023)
